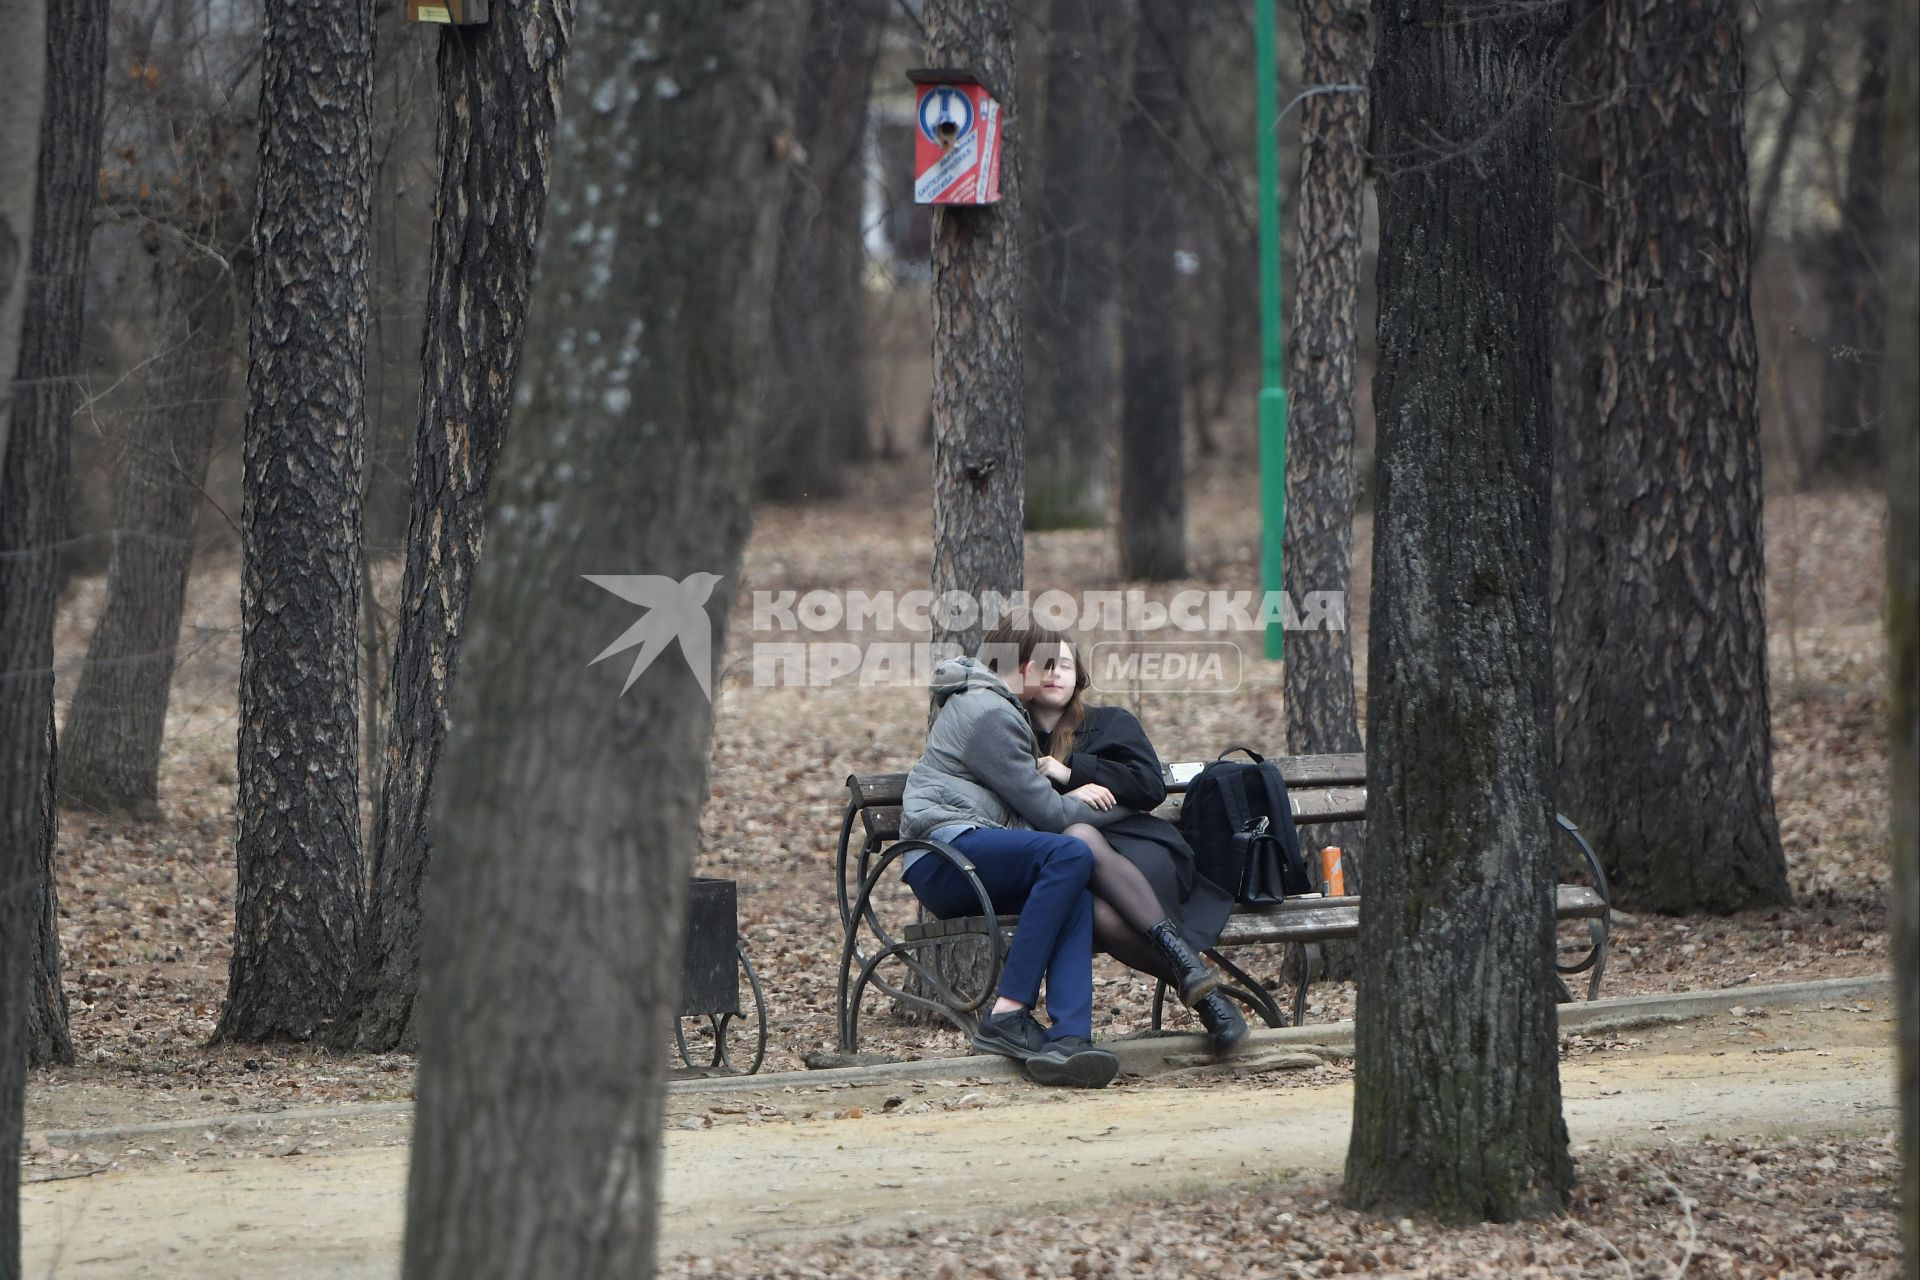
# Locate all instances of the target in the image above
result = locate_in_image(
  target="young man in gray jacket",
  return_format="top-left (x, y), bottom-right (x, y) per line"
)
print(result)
top-left (900, 625), bottom-right (1128, 1087)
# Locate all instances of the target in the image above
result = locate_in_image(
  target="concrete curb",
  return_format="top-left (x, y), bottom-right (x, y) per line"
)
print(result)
top-left (675, 972), bottom-right (1893, 1096)
top-left (29, 1101), bottom-right (414, 1150)
top-left (28, 973), bottom-right (1890, 1147)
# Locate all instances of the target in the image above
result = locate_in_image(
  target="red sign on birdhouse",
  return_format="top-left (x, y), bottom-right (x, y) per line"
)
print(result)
top-left (907, 69), bottom-right (1003, 206)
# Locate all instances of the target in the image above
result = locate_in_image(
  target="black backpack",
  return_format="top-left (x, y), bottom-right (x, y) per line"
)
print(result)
top-left (1180, 746), bottom-right (1313, 905)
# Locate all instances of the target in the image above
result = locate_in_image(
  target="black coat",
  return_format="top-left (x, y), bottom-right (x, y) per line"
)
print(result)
top-left (1032, 704), bottom-right (1234, 950)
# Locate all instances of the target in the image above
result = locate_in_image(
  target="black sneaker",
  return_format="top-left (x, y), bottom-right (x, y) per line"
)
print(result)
top-left (970, 1007), bottom-right (1051, 1061)
top-left (1025, 1035), bottom-right (1120, 1088)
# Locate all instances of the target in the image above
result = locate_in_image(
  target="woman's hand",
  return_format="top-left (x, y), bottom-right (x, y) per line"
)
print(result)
top-left (1037, 755), bottom-right (1072, 786)
top-left (1067, 782), bottom-right (1116, 811)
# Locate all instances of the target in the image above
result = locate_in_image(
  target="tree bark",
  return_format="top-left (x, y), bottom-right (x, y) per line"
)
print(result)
top-left (27, 700), bottom-right (71, 1066)
top-left (1, 6), bottom-right (54, 1267)
top-left (1816, 0), bottom-right (1889, 477)
top-left (332, 0), bottom-right (576, 1057)
top-left (0, 359), bottom-right (58, 1280)
top-left (1345, 0), bottom-right (1573, 1223)
top-left (1553, 0), bottom-right (1790, 915)
top-left (214, 0), bottom-right (374, 1044)
top-left (1883, 0), bottom-right (1917, 1262)
top-left (61, 245), bottom-right (239, 819)
top-left (1116, 0), bottom-right (1188, 582)
top-left (398, 3), bottom-right (793, 1274)
top-left (14, 0), bottom-right (105, 1070)
top-left (0, 0), bottom-right (46, 465)
top-left (928, 0), bottom-right (1025, 658)
top-left (1282, 0), bottom-right (1367, 805)
top-left (1023, 0), bottom-right (1120, 531)
top-left (757, 0), bottom-right (884, 502)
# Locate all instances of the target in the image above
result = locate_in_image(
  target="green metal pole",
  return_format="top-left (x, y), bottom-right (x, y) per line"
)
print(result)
top-left (1255, 0), bottom-right (1287, 660)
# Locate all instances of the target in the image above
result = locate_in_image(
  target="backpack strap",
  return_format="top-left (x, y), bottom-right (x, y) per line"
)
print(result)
top-left (1253, 762), bottom-right (1310, 891)
top-left (1217, 744), bottom-right (1265, 764)
top-left (1253, 761), bottom-right (1294, 826)
top-left (1216, 766), bottom-right (1256, 833)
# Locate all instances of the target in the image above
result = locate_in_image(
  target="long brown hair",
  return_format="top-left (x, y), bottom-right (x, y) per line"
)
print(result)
top-left (1037, 635), bottom-right (1090, 762)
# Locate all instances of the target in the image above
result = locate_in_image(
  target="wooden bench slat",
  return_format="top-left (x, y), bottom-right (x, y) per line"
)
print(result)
top-left (1215, 900), bottom-right (1361, 943)
top-left (862, 788), bottom-right (1368, 844)
top-left (1213, 753), bottom-right (1366, 787)
top-left (846, 752), bottom-right (1368, 812)
top-left (899, 885), bottom-right (1606, 949)
top-left (1216, 885), bottom-right (1607, 944)
top-left (903, 915), bottom-right (1018, 941)
top-left (1255, 786), bottom-right (1368, 824)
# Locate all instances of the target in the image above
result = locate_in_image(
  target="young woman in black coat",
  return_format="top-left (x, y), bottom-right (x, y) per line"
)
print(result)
top-left (1025, 637), bottom-right (1250, 1056)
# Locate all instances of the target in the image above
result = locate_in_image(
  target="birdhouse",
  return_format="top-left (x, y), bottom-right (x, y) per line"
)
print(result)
top-left (409, 0), bottom-right (488, 23)
top-left (907, 68), bottom-right (1004, 206)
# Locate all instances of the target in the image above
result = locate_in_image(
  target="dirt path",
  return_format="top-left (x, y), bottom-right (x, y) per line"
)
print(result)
top-left (22, 1005), bottom-right (1897, 1278)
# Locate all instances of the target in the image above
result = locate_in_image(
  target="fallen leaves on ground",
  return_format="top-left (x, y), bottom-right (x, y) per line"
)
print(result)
top-left (659, 1133), bottom-right (1903, 1279)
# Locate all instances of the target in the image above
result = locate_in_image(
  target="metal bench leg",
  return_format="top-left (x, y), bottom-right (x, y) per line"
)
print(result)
top-left (1586, 919), bottom-right (1608, 1001)
top-left (1210, 950), bottom-right (1287, 1029)
top-left (1286, 943), bottom-right (1323, 1028)
top-left (836, 913), bottom-right (866, 1053)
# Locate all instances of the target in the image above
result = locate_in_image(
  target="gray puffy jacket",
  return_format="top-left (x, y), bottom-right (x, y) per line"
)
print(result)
top-left (900, 657), bottom-right (1127, 839)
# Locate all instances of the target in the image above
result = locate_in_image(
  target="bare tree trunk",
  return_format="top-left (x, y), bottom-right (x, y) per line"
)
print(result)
top-left (333, 0), bottom-right (577, 1056)
top-left (1816, 0), bottom-right (1889, 477)
top-left (1553, 0), bottom-right (1790, 915)
top-left (61, 247), bottom-right (238, 818)
top-left (1024, 0), bottom-right (1119, 531)
top-left (1750, 16), bottom-right (1829, 263)
top-left (214, 0), bottom-right (374, 1044)
top-left (1345, 0), bottom-right (1572, 1223)
top-left (26, 702), bottom-right (71, 1065)
top-left (1283, 0), bottom-right (1367, 877)
top-left (60, 0), bottom-right (253, 819)
top-left (757, 0), bottom-right (884, 502)
top-left (1116, 0), bottom-right (1188, 582)
top-left (1883, 0), bottom-right (1918, 1262)
top-left (928, 0), bottom-right (1025, 658)
top-left (399, 3), bottom-right (793, 1274)
top-left (0, 0), bottom-right (45, 464)
top-left (0, 369), bottom-right (57, 1280)
top-left (14, 0), bottom-right (105, 1069)
top-left (0, 7), bottom-right (54, 1266)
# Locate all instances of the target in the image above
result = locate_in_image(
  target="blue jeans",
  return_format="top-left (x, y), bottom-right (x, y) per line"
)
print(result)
top-left (903, 827), bottom-right (1096, 1040)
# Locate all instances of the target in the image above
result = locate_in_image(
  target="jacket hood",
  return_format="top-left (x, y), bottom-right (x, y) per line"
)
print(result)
top-left (928, 655), bottom-right (1024, 711)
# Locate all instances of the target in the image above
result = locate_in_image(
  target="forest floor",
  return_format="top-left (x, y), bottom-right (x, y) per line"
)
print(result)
top-left (21, 997), bottom-right (1903, 1277)
top-left (25, 457), bottom-right (1901, 1274)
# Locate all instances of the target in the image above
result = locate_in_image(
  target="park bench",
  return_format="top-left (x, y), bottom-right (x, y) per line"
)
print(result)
top-left (834, 752), bottom-right (1611, 1053)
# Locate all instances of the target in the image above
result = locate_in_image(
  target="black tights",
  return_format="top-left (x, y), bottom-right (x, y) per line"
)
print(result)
top-left (1065, 822), bottom-right (1180, 986)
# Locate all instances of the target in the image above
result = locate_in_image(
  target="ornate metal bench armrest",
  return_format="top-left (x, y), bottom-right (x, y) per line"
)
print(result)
top-left (1554, 813), bottom-right (1611, 996)
top-left (836, 838), bottom-right (1003, 1053)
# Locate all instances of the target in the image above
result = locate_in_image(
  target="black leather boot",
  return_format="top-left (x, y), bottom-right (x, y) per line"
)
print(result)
top-left (1195, 991), bottom-right (1250, 1057)
top-left (1146, 920), bottom-right (1219, 1006)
